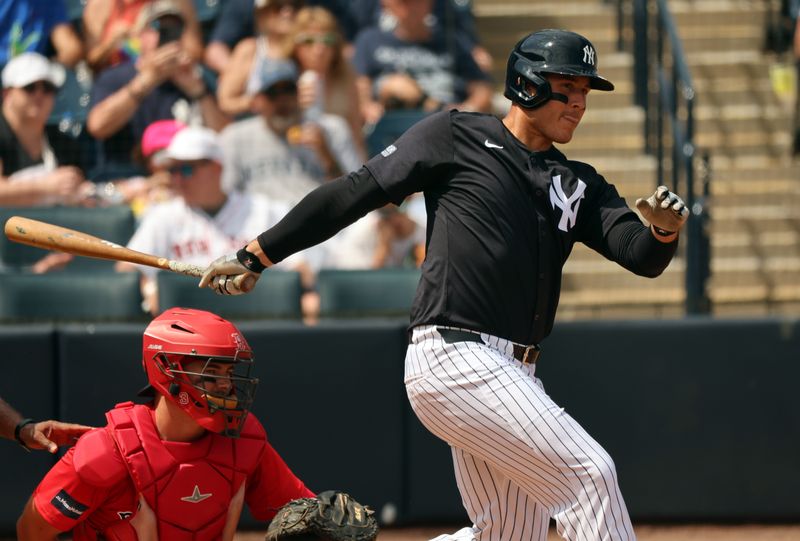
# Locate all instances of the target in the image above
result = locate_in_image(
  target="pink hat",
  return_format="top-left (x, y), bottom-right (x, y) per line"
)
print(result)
top-left (141, 119), bottom-right (186, 159)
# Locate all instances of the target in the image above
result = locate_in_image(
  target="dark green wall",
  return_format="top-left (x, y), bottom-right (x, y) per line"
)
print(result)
top-left (1, 317), bottom-right (798, 534)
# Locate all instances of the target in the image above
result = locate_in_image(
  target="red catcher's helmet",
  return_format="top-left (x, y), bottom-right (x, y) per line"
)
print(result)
top-left (142, 308), bottom-right (258, 437)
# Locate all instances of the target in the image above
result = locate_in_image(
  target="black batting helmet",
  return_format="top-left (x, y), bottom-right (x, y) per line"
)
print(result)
top-left (504, 29), bottom-right (614, 109)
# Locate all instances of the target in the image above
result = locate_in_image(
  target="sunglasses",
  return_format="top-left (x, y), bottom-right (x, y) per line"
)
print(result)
top-left (169, 162), bottom-right (206, 177)
top-left (294, 33), bottom-right (337, 47)
top-left (264, 81), bottom-right (297, 98)
top-left (22, 81), bottom-right (57, 95)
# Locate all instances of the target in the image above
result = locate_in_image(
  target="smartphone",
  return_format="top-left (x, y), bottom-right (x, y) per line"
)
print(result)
top-left (157, 18), bottom-right (184, 46)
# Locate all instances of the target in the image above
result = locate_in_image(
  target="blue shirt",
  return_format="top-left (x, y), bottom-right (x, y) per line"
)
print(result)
top-left (0, 0), bottom-right (69, 67)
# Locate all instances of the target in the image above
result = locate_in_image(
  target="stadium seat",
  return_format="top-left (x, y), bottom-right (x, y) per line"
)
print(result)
top-left (316, 268), bottom-right (420, 318)
top-left (365, 110), bottom-right (430, 157)
top-left (157, 270), bottom-right (303, 319)
top-left (0, 272), bottom-right (144, 322)
top-left (0, 206), bottom-right (136, 272)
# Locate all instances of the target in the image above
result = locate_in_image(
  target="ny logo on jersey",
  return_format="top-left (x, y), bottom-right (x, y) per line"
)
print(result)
top-left (549, 175), bottom-right (586, 232)
top-left (582, 45), bottom-right (595, 66)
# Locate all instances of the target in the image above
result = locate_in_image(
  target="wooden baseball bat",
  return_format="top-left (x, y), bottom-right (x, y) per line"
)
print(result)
top-left (4, 216), bottom-right (206, 277)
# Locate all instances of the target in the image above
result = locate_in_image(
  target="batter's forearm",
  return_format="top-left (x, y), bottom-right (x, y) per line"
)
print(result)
top-left (252, 168), bottom-right (391, 265)
top-left (606, 219), bottom-right (678, 278)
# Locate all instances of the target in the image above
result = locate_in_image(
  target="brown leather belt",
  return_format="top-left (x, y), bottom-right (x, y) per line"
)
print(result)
top-left (437, 328), bottom-right (541, 365)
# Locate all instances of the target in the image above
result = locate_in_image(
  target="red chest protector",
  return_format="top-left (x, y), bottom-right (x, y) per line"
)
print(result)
top-left (102, 402), bottom-right (265, 540)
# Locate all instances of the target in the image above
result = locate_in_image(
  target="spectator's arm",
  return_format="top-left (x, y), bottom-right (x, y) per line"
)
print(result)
top-left (50, 22), bottom-right (84, 68)
top-left (204, 42), bottom-right (232, 74)
top-left (356, 75), bottom-right (383, 125)
top-left (458, 80), bottom-right (493, 113)
top-left (0, 166), bottom-right (86, 206)
top-left (176, 0), bottom-right (204, 62)
top-left (87, 71), bottom-right (155, 139)
top-left (82, 0), bottom-right (118, 71)
top-left (216, 38), bottom-right (257, 116)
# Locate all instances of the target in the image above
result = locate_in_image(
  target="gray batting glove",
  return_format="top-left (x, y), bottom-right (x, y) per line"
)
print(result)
top-left (198, 254), bottom-right (260, 295)
top-left (635, 185), bottom-right (689, 234)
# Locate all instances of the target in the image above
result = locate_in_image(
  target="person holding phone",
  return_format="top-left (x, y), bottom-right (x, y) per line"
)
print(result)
top-left (87, 0), bottom-right (228, 165)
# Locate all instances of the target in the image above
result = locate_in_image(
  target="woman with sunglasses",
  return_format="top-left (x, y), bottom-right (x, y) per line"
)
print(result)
top-left (0, 53), bottom-right (92, 207)
top-left (217, 0), bottom-right (304, 116)
top-left (282, 6), bottom-right (366, 160)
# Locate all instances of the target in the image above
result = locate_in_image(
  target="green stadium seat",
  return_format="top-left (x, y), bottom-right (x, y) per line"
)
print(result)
top-left (316, 268), bottom-right (420, 318)
top-left (0, 206), bottom-right (136, 272)
top-left (0, 272), bottom-right (144, 322)
top-left (157, 270), bottom-right (303, 319)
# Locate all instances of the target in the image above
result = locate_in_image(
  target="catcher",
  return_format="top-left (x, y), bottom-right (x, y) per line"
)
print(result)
top-left (16, 307), bottom-right (377, 541)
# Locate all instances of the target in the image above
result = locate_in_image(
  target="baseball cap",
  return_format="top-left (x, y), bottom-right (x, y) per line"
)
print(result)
top-left (254, 0), bottom-right (304, 10)
top-left (141, 119), bottom-right (186, 159)
top-left (157, 126), bottom-right (224, 165)
top-left (1, 52), bottom-right (66, 89)
top-left (253, 59), bottom-right (298, 94)
top-left (135, 0), bottom-right (184, 31)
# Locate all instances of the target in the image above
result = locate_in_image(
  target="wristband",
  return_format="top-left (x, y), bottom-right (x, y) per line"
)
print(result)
top-left (14, 418), bottom-right (35, 449)
top-left (237, 247), bottom-right (266, 273)
top-left (652, 225), bottom-right (675, 237)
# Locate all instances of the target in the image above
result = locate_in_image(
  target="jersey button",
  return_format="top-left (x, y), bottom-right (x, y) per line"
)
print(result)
top-left (539, 273), bottom-right (545, 280)
top-left (535, 189), bottom-right (544, 197)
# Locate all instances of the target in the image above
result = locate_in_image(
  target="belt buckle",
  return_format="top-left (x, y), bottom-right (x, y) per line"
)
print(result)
top-left (521, 345), bottom-right (540, 365)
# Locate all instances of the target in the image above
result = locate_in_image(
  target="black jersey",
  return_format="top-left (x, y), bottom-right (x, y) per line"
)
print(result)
top-left (366, 110), bottom-right (647, 344)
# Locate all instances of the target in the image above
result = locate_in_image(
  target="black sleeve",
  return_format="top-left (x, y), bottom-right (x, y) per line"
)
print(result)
top-left (256, 167), bottom-right (391, 264)
top-left (365, 110), bottom-right (455, 204)
top-left (602, 216), bottom-right (678, 278)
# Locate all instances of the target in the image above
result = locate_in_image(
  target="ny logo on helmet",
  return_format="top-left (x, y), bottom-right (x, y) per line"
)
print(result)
top-left (582, 45), bottom-right (595, 66)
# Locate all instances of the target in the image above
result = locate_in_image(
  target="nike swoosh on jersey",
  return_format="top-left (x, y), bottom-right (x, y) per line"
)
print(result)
top-left (484, 139), bottom-right (504, 149)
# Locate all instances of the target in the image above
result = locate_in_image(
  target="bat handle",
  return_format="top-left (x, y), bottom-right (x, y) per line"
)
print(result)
top-left (166, 261), bottom-right (206, 277)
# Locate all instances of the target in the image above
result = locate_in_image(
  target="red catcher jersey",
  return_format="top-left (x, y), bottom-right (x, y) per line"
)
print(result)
top-left (32, 404), bottom-right (313, 539)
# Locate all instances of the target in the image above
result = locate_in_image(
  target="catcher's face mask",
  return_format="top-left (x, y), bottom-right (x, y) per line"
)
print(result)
top-left (142, 308), bottom-right (259, 437)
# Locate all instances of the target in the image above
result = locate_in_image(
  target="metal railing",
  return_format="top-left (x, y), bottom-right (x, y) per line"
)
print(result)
top-left (622, 0), bottom-right (711, 314)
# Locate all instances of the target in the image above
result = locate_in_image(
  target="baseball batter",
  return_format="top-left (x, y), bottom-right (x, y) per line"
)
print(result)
top-left (199, 30), bottom-right (689, 540)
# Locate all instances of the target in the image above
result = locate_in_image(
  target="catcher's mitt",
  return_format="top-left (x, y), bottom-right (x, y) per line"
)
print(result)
top-left (265, 491), bottom-right (378, 541)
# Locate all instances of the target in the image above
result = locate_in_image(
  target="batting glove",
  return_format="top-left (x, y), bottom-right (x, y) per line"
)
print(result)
top-left (635, 185), bottom-right (689, 236)
top-left (199, 254), bottom-right (260, 295)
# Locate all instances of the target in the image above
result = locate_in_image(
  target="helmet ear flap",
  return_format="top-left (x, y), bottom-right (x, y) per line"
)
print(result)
top-left (504, 57), bottom-right (552, 109)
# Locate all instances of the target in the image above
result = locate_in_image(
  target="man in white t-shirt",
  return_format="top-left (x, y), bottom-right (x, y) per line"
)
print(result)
top-left (118, 125), bottom-right (310, 313)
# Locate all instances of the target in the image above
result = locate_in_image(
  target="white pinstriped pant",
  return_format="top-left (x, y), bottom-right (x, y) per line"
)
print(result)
top-left (405, 326), bottom-right (636, 541)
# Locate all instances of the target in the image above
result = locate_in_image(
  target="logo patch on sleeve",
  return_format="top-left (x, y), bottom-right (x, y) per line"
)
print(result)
top-left (51, 489), bottom-right (88, 520)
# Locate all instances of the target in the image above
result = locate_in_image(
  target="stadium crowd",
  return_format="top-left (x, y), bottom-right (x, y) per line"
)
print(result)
top-left (0, 0), bottom-right (493, 316)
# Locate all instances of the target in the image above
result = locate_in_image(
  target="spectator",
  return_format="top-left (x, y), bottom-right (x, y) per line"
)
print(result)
top-left (216, 0), bottom-right (304, 116)
top-left (220, 59), bottom-right (362, 205)
top-left (357, 0), bottom-right (492, 71)
top-left (352, 0), bottom-right (493, 125)
top-left (82, 0), bottom-right (204, 73)
top-left (117, 126), bottom-right (311, 314)
top-left (320, 204), bottom-right (425, 269)
top-left (87, 0), bottom-right (228, 165)
top-left (0, 53), bottom-right (92, 206)
top-left (204, 0), bottom-right (360, 73)
top-left (283, 6), bottom-right (366, 159)
top-left (0, 0), bottom-right (83, 69)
